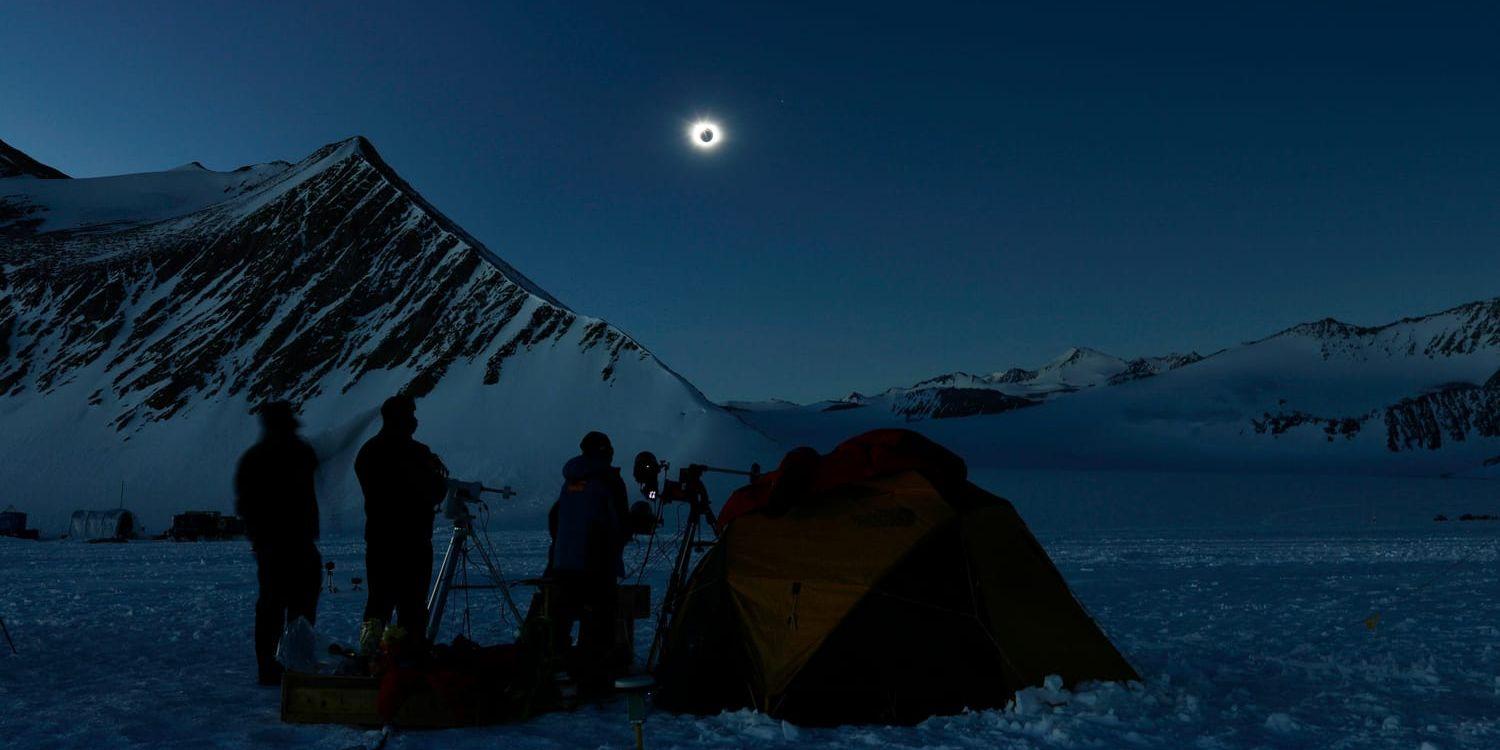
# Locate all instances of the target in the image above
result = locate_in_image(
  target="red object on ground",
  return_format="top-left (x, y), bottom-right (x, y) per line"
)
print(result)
top-left (374, 641), bottom-right (524, 722)
top-left (376, 665), bottom-right (426, 721)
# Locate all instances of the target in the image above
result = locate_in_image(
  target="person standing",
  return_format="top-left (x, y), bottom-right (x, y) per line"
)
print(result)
top-left (355, 394), bottom-right (449, 650)
top-left (547, 430), bottom-right (630, 695)
top-left (235, 400), bottom-right (322, 686)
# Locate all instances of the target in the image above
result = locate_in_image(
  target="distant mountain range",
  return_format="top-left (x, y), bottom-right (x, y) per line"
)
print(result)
top-left (0, 136), bottom-right (775, 531)
top-left (728, 300), bottom-right (1500, 478)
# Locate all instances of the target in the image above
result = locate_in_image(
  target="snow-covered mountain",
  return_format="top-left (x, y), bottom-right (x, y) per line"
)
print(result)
top-left (0, 136), bottom-right (776, 532)
top-left (732, 301), bottom-right (1500, 478)
top-left (742, 346), bottom-right (1206, 422)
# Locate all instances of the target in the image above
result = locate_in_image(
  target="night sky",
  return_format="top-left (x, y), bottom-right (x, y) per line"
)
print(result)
top-left (3, 1), bottom-right (1498, 402)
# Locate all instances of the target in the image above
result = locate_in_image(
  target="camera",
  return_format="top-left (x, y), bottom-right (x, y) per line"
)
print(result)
top-left (633, 451), bottom-right (665, 500)
top-left (633, 453), bottom-right (715, 511)
top-left (630, 452), bottom-right (667, 535)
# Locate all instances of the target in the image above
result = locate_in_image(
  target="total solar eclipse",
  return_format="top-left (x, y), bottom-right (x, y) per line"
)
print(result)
top-left (688, 120), bottom-right (721, 150)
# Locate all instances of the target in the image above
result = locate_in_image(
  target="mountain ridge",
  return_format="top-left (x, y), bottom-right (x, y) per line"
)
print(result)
top-left (0, 138), bottom-right (68, 180)
top-left (731, 294), bottom-right (1500, 478)
top-left (0, 135), bottom-right (773, 530)
top-left (745, 296), bottom-right (1500, 415)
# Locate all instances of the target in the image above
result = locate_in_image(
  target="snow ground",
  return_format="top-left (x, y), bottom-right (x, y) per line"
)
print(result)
top-left (4, 476), bottom-right (1500, 749)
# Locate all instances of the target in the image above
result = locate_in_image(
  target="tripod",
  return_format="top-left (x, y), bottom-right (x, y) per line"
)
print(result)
top-left (641, 462), bottom-right (759, 672)
top-left (425, 482), bottom-right (523, 644)
top-left (644, 493), bottom-right (715, 672)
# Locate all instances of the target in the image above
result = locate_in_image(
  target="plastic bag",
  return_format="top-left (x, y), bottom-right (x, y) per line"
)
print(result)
top-left (276, 616), bottom-right (319, 673)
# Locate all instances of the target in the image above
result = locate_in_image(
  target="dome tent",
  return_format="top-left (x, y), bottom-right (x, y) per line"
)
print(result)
top-left (654, 429), bottom-right (1138, 726)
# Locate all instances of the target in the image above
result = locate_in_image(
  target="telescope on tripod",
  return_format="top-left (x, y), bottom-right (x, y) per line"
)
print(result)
top-left (425, 479), bottom-right (521, 644)
top-left (422, 456), bottom-right (762, 675)
top-left (631, 452), bottom-right (760, 671)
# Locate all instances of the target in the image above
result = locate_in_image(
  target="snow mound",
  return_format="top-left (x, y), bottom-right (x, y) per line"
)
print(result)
top-left (0, 161), bottom-right (290, 234)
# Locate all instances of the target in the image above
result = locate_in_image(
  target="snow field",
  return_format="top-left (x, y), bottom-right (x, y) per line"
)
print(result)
top-left (3, 517), bottom-right (1498, 749)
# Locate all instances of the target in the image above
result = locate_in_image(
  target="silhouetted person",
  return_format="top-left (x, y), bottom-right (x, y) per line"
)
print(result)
top-left (234, 400), bottom-right (321, 686)
top-left (547, 431), bottom-right (630, 695)
top-left (356, 394), bottom-right (448, 650)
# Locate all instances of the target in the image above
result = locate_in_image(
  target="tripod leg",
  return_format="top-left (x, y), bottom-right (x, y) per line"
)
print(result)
top-left (646, 508), bottom-right (701, 672)
top-left (426, 527), bottom-right (467, 643)
top-left (467, 533), bottom-right (525, 625)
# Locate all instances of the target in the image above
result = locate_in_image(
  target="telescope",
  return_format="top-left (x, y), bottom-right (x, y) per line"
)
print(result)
top-left (441, 479), bottom-right (517, 522)
top-left (428, 478), bottom-right (522, 643)
top-left (632, 452), bottom-right (760, 512)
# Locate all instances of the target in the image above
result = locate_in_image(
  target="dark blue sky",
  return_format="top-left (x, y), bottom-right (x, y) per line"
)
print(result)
top-left (4, 2), bottom-right (1498, 401)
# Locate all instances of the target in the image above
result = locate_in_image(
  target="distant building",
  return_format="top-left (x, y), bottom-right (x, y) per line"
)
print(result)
top-left (67, 509), bottom-right (139, 542)
top-left (167, 510), bottom-right (246, 541)
top-left (0, 507), bottom-right (40, 540)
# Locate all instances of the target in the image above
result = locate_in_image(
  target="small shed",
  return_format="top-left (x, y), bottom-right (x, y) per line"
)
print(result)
top-left (168, 510), bottom-right (246, 541)
top-left (1, 506), bottom-right (39, 539)
top-left (68, 509), bottom-right (139, 542)
top-left (0, 507), bottom-right (28, 535)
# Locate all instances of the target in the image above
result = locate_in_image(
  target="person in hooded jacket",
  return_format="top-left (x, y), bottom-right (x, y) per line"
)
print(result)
top-left (234, 400), bottom-right (321, 686)
top-left (355, 394), bottom-right (449, 650)
top-left (547, 430), bottom-right (630, 694)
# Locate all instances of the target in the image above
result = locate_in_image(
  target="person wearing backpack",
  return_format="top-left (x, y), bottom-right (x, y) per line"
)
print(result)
top-left (547, 431), bottom-right (630, 696)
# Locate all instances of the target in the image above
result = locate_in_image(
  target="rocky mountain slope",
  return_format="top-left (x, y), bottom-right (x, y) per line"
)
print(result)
top-left (0, 138), bottom-right (68, 180)
top-left (0, 137), bottom-right (775, 531)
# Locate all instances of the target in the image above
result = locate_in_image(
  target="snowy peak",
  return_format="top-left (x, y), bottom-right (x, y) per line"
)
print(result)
top-left (0, 136), bottom-right (397, 238)
top-left (1107, 352), bottom-right (1204, 385)
top-left (914, 347), bottom-right (1137, 400)
top-left (1259, 298), bottom-right (1500, 360)
top-left (742, 343), bottom-right (1203, 425)
top-left (906, 371), bottom-right (996, 391)
top-left (0, 138), bottom-right (68, 180)
top-left (0, 157), bottom-right (291, 236)
top-left (201, 135), bottom-right (565, 311)
top-left (989, 367), bottom-right (1037, 384)
top-left (0, 134), bottom-right (772, 528)
top-left (874, 295), bottom-right (1500, 426)
top-left (735, 294), bottom-right (1500, 480)
top-left (821, 347), bottom-right (1157, 422)
top-left (722, 398), bottom-right (801, 413)
top-left (903, 347), bottom-right (1133, 398)
top-left (1275, 317), bottom-right (1377, 340)
top-left (0, 135), bottom-right (617, 427)
top-left (323, 136), bottom-right (564, 309)
top-left (1032, 347), bottom-right (1130, 389)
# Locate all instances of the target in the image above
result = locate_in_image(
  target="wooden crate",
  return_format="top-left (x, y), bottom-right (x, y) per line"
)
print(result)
top-left (282, 584), bottom-right (651, 726)
top-left (280, 672), bottom-right (521, 728)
